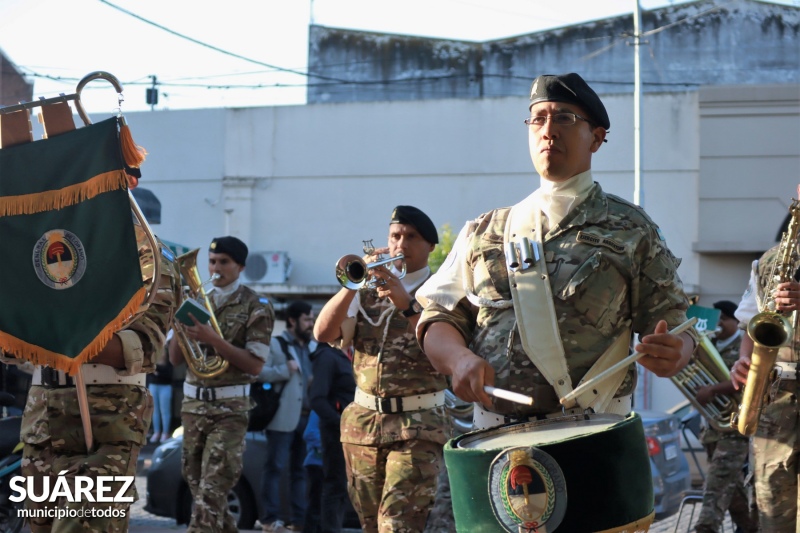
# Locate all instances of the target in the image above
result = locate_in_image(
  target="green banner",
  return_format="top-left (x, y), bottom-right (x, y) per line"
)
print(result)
top-left (0, 118), bottom-right (144, 373)
top-left (686, 305), bottom-right (721, 335)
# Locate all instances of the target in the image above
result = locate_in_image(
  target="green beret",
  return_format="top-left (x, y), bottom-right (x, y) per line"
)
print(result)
top-left (209, 236), bottom-right (248, 265)
top-left (390, 205), bottom-right (438, 244)
top-left (529, 72), bottom-right (610, 131)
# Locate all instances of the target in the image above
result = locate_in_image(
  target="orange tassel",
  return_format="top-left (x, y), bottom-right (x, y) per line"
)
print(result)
top-left (119, 117), bottom-right (147, 168)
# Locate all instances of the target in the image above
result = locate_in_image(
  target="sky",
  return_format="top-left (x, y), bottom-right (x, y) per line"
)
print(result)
top-left (1, 0), bottom-right (797, 113)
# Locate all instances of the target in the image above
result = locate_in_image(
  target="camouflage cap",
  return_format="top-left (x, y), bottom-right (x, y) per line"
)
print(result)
top-left (529, 72), bottom-right (610, 131)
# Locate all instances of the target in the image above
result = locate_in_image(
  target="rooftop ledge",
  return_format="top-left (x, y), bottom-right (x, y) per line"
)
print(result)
top-left (692, 241), bottom-right (776, 254)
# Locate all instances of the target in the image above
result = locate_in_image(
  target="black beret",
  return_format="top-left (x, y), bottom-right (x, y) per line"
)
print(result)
top-left (209, 236), bottom-right (248, 265)
top-left (390, 205), bottom-right (438, 244)
top-left (713, 300), bottom-right (739, 320)
top-left (529, 73), bottom-right (610, 131)
top-left (125, 165), bottom-right (142, 179)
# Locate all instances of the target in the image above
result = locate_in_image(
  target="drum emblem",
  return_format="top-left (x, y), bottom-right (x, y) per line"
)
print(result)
top-left (488, 446), bottom-right (567, 532)
top-left (32, 230), bottom-right (87, 290)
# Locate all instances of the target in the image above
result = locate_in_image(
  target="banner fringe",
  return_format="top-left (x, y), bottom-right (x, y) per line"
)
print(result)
top-left (119, 122), bottom-right (147, 168)
top-left (0, 170), bottom-right (128, 217)
top-left (0, 286), bottom-right (147, 375)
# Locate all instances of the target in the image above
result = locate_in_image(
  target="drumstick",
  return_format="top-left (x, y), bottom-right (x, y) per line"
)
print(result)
top-left (484, 386), bottom-right (534, 406)
top-left (559, 317), bottom-right (698, 406)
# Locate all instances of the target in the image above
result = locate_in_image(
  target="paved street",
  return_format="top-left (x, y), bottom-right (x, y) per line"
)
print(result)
top-left (19, 443), bottom-right (734, 532)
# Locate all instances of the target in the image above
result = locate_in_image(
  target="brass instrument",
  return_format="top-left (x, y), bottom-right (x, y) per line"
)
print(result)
top-left (671, 331), bottom-right (738, 432)
top-left (173, 249), bottom-right (229, 378)
top-left (336, 241), bottom-right (406, 290)
top-left (734, 198), bottom-right (800, 436)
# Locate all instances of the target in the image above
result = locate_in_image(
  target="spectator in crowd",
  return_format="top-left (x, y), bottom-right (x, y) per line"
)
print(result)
top-left (309, 341), bottom-right (356, 533)
top-left (148, 330), bottom-right (174, 443)
top-left (260, 301), bottom-right (316, 533)
top-left (302, 410), bottom-right (324, 533)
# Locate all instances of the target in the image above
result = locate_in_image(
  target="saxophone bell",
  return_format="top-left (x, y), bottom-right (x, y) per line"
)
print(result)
top-left (733, 311), bottom-right (791, 436)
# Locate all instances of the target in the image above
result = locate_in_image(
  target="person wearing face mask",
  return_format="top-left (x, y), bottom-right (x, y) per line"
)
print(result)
top-left (169, 236), bottom-right (274, 533)
top-left (313, 206), bottom-right (452, 533)
top-left (417, 72), bottom-right (695, 424)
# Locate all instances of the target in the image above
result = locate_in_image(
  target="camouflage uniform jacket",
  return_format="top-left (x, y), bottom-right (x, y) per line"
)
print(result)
top-left (418, 182), bottom-right (694, 418)
top-left (341, 279), bottom-right (452, 446)
top-left (181, 284), bottom-right (274, 415)
top-left (21, 242), bottom-right (181, 447)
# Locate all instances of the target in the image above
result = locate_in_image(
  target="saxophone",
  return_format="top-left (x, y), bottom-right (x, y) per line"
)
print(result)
top-left (734, 199), bottom-right (800, 436)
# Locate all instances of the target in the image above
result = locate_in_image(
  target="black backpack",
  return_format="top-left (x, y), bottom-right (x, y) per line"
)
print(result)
top-left (247, 336), bottom-right (289, 432)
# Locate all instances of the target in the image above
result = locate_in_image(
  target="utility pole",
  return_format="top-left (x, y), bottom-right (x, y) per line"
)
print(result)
top-left (146, 75), bottom-right (158, 111)
top-left (632, 0), bottom-right (650, 410)
top-left (633, 0), bottom-right (644, 208)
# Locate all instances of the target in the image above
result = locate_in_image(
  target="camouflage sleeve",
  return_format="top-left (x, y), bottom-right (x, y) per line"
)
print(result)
top-left (633, 224), bottom-right (697, 345)
top-left (417, 297), bottom-right (478, 351)
top-left (118, 251), bottom-right (181, 376)
top-left (245, 296), bottom-right (274, 363)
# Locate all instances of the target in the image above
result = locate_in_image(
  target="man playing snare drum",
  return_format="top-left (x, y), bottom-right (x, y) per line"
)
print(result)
top-left (415, 73), bottom-right (696, 429)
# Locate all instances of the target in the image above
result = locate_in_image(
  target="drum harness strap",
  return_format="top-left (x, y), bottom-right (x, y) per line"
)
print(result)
top-left (500, 193), bottom-right (632, 415)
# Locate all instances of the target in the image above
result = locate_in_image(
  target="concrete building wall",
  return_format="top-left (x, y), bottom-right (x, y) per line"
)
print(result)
top-left (0, 53), bottom-right (33, 107)
top-left (308, 0), bottom-right (799, 104)
top-left (694, 84), bottom-right (800, 308)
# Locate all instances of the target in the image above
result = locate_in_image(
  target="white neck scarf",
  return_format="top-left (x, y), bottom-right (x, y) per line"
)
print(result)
top-left (535, 170), bottom-right (594, 230)
top-left (210, 278), bottom-right (240, 307)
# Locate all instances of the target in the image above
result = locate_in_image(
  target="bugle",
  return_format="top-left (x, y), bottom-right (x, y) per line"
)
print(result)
top-left (173, 249), bottom-right (229, 378)
top-left (336, 253), bottom-right (406, 290)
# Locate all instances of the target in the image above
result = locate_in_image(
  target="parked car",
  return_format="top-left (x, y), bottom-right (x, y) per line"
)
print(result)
top-left (639, 408), bottom-right (692, 519)
top-left (145, 429), bottom-right (360, 529)
top-left (668, 400), bottom-right (711, 488)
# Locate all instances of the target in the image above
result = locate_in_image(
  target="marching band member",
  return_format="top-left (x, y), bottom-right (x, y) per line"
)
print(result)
top-left (169, 236), bottom-right (274, 533)
top-left (13, 168), bottom-right (181, 533)
top-left (314, 206), bottom-right (451, 533)
top-left (416, 72), bottom-right (695, 429)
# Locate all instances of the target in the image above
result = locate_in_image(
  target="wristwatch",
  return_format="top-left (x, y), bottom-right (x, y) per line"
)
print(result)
top-left (402, 300), bottom-right (423, 317)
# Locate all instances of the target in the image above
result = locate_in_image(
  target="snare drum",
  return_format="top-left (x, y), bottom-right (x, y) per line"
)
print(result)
top-left (444, 412), bottom-right (654, 532)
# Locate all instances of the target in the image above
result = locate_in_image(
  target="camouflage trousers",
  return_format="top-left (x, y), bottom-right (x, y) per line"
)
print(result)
top-left (181, 409), bottom-right (248, 533)
top-left (20, 385), bottom-right (151, 533)
top-left (752, 381), bottom-right (800, 533)
top-left (343, 439), bottom-right (442, 533)
top-left (695, 435), bottom-right (757, 533)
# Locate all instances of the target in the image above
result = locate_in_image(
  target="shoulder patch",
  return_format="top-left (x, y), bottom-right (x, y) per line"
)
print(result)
top-left (160, 246), bottom-right (175, 262)
top-left (576, 231), bottom-right (627, 254)
top-left (656, 228), bottom-right (666, 242)
top-left (259, 297), bottom-right (270, 305)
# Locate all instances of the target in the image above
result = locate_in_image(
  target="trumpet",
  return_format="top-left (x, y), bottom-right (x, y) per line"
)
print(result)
top-left (335, 253), bottom-right (406, 290)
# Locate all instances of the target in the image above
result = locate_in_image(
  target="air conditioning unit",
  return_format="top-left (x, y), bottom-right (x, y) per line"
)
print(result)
top-left (243, 251), bottom-right (292, 284)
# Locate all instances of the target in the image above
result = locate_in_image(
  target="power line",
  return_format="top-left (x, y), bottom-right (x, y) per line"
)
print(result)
top-left (97, 0), bottom-right (349, 84)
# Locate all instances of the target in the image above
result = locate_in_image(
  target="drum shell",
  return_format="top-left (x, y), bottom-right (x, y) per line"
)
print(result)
top-left (444, 412), bottom-right (653, 532)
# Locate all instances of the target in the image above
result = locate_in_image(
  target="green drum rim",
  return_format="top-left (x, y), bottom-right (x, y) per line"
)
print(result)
top-left (444, 412), bottom-right (654, 532)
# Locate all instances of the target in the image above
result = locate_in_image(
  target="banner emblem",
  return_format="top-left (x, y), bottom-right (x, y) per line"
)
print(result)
top-left (33, 230), bottom-right (87, 290)
top-left (488, 446), bottom-right (567, 532)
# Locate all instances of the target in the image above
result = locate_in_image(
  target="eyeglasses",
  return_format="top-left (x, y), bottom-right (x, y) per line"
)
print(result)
top-left (524, 112), bottom-right (592, 128)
